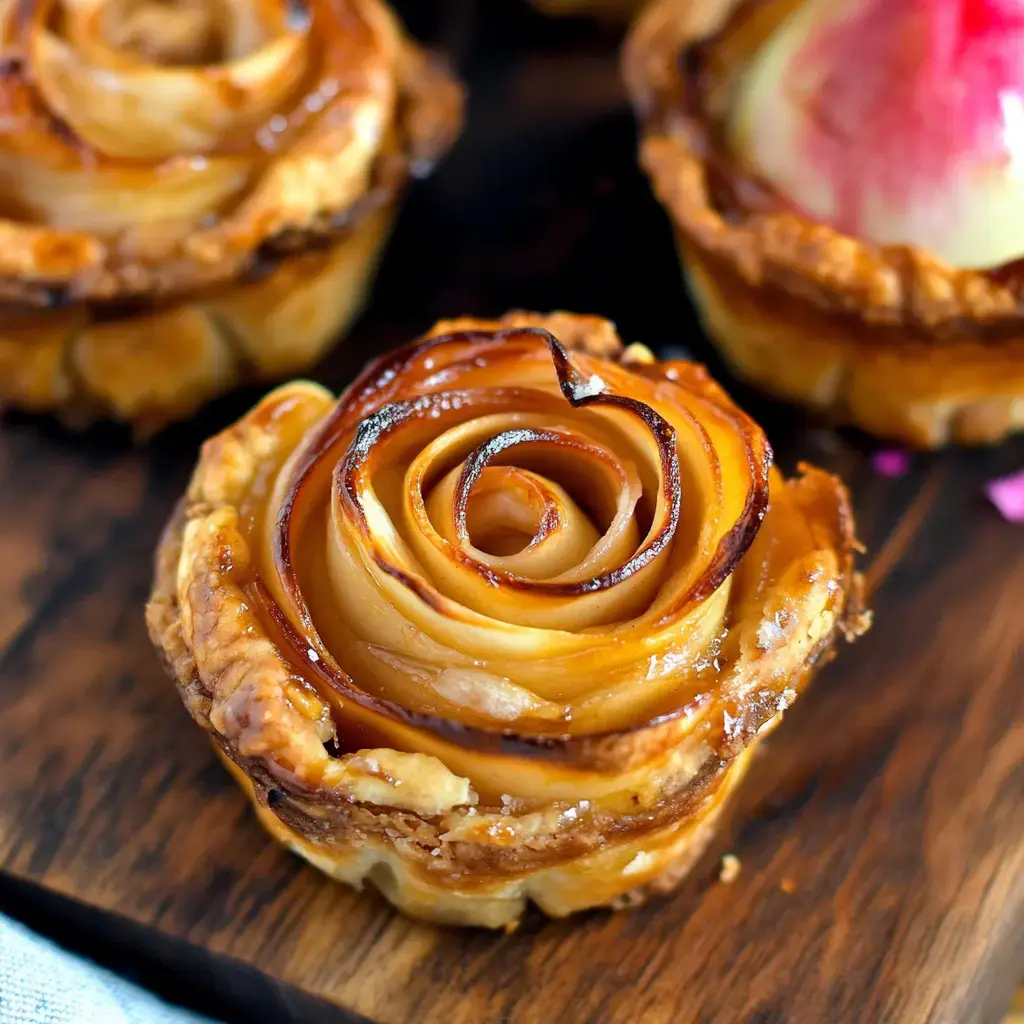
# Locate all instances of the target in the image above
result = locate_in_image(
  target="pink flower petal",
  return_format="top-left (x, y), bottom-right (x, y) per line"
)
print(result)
top-left (871, 449), bottom-right (910, 478)
top-left (985, 469), bottom-right (1024, 523)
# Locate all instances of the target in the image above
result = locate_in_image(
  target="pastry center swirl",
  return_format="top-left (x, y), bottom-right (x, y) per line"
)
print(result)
top-left (90, 0), bottom-right (284, 66)
top-left (19, 0), bottom-right (313, 163)
top-left (99, 0), bottom-right (221, 65)
top-left (459, 464), bottom-right (571, 558)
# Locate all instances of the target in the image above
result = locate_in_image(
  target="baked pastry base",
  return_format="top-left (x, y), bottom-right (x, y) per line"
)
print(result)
top-left (684, 246), bottom-right (1024, 448)
top-left (219, 744), bottom-right (754, 928)
top-left (0, 204), bottom-right (393, 436)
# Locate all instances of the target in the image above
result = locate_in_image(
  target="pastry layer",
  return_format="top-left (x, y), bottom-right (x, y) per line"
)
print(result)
top-left (2, 204), bottom-right (393, 434)
top-left (684, 244), bottom-right (1024, 446)
top-left (0, 0), bottom-right (462, 305)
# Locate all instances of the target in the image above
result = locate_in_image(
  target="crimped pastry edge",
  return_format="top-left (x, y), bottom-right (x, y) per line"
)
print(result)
top-left (215, 742), bottom-right (755, 928)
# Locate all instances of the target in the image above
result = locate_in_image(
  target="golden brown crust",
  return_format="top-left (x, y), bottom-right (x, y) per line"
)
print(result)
top-left (424, 309), bottom-right (626, 360)
top-left (146, 311), bottom-right (868, 926)
top-left (624, 0), bottom-right (1024, 447)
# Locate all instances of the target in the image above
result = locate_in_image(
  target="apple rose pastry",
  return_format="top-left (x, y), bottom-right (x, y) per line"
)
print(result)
top-left (146, 311), bottom-right (867, 928)
top-left (625, 0), bottom-right (1024, 447)
top-left (0, 0), bottom-right (462, 432)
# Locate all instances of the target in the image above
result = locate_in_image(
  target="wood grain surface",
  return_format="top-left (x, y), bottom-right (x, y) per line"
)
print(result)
top-left (1, 3), bottom-right (1023, 1022)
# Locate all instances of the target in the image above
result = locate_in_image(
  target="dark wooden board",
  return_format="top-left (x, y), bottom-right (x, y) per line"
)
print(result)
top-left (1, 3), bottom-right (1023, 1022)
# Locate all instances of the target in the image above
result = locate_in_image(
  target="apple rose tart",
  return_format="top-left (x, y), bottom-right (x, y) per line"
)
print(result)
top-left (0, 0), bottom-right (462, 432)
top-left (625, 0), bottom-right (1024, 447)
top-left (146, 310), bottom-right (868, 927)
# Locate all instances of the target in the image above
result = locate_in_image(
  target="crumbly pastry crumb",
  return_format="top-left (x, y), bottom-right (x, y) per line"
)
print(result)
top-left (719, 854), bottom-right (741, 884)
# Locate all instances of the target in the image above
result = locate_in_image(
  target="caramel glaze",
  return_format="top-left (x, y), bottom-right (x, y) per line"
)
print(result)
top-left (451, 430), bottom-right (609, 557)
top-left (153, 495), bottom-right (840, 888)
top-left (247, 562), bottom-right (840, 773)
top-left (337, 329), bottom-right (686, 597)
top-left (283, 329), bottom-right (769, 607)
top-left (6, 0), bottom-right (343, 164)
top-left (644, 0), bottom-right (1024, 341)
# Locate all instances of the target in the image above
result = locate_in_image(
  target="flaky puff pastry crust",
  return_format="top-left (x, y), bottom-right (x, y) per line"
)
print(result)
top-left (0, 0), bottom-right (461, 432)
top-left (624, 0), bottom-right (1024, 448)
top-left (147, 311), bottom-right (869, 928)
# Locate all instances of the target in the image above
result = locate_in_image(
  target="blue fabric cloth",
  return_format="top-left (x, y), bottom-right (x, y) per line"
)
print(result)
top-left (0, 913), bottom-right (216, 1024)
